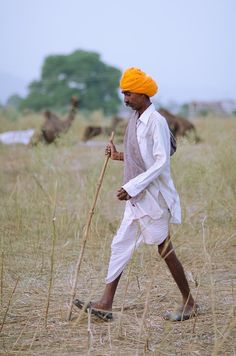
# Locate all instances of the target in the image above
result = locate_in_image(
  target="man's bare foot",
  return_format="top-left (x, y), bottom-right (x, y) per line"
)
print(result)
top-left (164, 303), bottom-right (199, 322)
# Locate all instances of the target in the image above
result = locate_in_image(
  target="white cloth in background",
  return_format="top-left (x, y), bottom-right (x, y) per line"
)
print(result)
top-left (0, 129), bottom-right (35, 145)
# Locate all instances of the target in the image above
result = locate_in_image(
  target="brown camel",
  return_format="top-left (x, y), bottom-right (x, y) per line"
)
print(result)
top-left (82, 116), bottom-right (127, 142)
top-left (42, 96), bottom-right (79, 143)
top-left (158, 108), bottom-right (200, 142)
top-left (82, 108), bottom-right (200, 143)
top-left (30, 96), bottom-right (79, 145)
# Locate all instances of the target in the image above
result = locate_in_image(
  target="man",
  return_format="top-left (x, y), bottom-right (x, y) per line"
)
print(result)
top-left (74, 67), bottom-right (197, 322)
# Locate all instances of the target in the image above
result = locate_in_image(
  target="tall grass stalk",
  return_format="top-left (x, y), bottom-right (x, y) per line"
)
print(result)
top-left (29, 315), bottom-right (42, 351)
top-left (116, 263), bottom-right (133, 337)
top-left (11, 316), bottom-right (31, 351)
top-left (212, 312), bottom-right (236, 355)
top-left (0, 252), bottom-right (3, 306)
top-left (0, 277), bottom-right (19, 334)
top-left (136, 264), bottom-right (157, 355)
top-left (87, 308), bottom-right (93, 354)
top-left (201, 216), bottom-right (217, 342)
top-left (45, 181), bottom-right (58, 327)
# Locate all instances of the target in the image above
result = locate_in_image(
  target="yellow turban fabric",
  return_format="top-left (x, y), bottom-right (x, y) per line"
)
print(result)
top-left (120, 67), bottom-right (158, 97)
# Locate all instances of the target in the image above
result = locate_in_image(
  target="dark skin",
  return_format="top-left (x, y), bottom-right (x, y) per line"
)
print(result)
top-left (92, 91), bottom-right (195, 317)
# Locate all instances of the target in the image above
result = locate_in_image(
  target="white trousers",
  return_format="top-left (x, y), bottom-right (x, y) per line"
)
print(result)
top-left (105, 194), bottom-right (171, 284)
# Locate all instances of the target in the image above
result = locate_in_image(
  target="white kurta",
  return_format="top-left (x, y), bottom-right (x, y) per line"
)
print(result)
top-left (105, 103), bottom-right (181, 283)
top-left (123, 103), bottom-right (181, 224)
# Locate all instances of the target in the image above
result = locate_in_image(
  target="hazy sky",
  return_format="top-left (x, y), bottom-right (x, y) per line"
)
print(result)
top-left (1, 0), bottom-right (235, 104)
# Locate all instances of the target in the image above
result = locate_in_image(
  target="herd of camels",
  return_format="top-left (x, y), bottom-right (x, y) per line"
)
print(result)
top-left (31, 96), bottom-right (200, 145)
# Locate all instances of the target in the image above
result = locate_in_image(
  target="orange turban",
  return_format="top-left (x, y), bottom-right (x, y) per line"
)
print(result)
top-left (120, 67), bottom-right (158, 97)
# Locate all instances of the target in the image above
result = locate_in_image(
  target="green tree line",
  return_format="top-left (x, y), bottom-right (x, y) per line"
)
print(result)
top-left (18, 50), bottom-right (122, 114)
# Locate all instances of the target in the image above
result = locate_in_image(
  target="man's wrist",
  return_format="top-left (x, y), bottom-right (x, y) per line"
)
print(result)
top-left (116, 152), bottom-right (123, 161)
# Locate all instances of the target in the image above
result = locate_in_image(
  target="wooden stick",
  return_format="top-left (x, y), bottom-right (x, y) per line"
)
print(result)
top-left (67, 132), bottom-right (115, 321)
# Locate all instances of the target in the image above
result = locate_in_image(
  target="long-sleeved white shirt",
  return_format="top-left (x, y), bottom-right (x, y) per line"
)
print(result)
top-left (122, 103), bottom-right (181, 224)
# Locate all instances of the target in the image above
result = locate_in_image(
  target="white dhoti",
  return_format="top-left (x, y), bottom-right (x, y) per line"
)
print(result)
top-left (105, 193), bottom-right (171, 283)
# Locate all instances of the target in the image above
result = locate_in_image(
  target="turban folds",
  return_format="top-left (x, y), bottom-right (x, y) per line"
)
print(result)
top-left (120, 67), bottom-right (158, 97)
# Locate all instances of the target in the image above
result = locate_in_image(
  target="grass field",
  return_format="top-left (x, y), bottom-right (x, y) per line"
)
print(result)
top-left (0, 112), bottom-right (236, 355)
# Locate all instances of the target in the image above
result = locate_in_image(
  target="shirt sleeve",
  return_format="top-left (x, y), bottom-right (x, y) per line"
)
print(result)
top-left (122, 119), bottom-right (170, 197)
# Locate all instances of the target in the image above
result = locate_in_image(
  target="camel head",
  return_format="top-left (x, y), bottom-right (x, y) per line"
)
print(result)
top-left (70, 96), bottom-right (80, 108)
top-left (44, 110), bottom-right (51, 119)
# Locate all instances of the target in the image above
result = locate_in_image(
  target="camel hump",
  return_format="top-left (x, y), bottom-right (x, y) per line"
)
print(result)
top-left (82, 126), bottom-right (103, 141)
top-left (158, 108), bottom-right (197, 136)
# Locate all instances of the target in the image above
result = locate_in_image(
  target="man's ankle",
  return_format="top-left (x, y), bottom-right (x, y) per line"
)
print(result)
top-left (93, 300), bottom-right (112, 310)
top-left (183, 296), bottom-right (195, 307)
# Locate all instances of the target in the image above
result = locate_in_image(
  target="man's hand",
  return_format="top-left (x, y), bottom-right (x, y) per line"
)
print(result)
top-left (117, 188), bottom-right (131, 201)
top-left (105, 140), bottom-right (118, 160)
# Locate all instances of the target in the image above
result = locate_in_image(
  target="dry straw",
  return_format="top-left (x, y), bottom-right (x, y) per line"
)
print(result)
top-left (1, 115), bottom-right (236, 354)
top-left (0, 251), bottom-right (3, 306)
top-left (45, 181), bottom-right (58, 327)
top-left (0, 277), bottom-right (19, 334)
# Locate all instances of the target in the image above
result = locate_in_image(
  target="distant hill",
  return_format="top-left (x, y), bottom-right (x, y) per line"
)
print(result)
top-left (0, 71), bottom-right (28, 104)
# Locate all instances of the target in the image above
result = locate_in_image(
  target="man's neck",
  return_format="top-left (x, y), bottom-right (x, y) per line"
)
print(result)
top-left (137, 101), bottom-right (152, 116)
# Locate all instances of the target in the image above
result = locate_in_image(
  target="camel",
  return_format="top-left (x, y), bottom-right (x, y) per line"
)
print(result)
top-left (82, 116), bottom-right (127, 142)
top-left (158, 108), bottom-right (201, 142)
top-left (30, 96), bottom-right (79, 144)
top-left (82, 108), bottom-right (200, 143)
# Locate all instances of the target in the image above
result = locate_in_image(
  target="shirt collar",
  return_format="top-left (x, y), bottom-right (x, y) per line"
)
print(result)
top-left (137, 103), bottom-right (156, 125)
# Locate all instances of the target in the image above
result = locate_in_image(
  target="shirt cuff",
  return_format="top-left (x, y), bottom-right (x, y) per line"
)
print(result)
top-left (122, 181), bottom-right (141, 198)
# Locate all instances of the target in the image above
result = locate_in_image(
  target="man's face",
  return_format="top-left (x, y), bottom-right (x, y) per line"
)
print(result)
top-left (122, 91), bottom-right (144, 111)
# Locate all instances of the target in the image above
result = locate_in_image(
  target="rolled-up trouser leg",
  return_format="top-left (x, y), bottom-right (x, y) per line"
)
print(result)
top-left (105, 217), bottom-right (142, 284)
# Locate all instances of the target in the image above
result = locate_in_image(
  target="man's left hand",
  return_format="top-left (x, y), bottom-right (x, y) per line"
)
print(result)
top-left (117, 188), bottom-right (131, 201)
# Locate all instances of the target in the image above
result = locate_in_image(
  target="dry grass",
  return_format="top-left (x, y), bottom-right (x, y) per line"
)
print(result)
top-left (0, 114), bottom-right (236, 355)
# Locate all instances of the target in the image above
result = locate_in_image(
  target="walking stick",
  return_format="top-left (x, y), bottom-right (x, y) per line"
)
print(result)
top-left (67, 131), bottom-right (115, 321)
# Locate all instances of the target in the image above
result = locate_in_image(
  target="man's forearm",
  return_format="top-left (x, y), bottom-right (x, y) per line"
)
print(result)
top-left (122, 153), bottom-right (167, 197)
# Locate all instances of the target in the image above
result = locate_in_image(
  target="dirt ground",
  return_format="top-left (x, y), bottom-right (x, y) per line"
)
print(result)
top-left (0, 118), bottom-right (236, 355)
